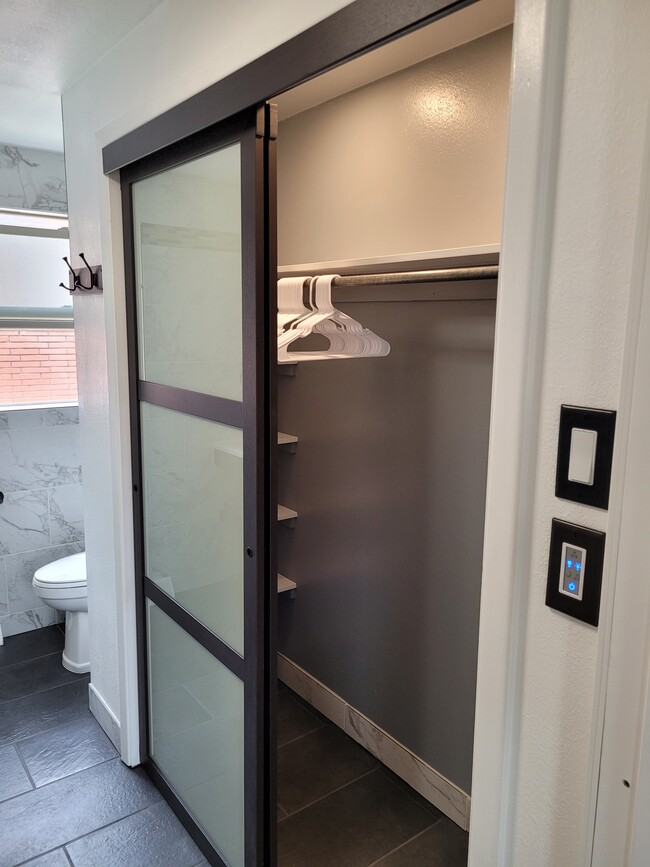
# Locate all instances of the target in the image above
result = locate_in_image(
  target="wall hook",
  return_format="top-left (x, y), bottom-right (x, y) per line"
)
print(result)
top-left (60, 256), bottom-right (77, 292)
top-left (59, 254), bottom-right (103, 294)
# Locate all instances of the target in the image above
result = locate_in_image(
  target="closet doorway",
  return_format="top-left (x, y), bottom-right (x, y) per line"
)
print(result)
top-left (109, 0), bottom-right (514, 864)
top-left (272, 9), bottom-right (511, 863)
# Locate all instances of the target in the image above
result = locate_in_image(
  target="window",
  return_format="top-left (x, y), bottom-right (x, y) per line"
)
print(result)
top-left (0, 210), bottom-right (78, 408)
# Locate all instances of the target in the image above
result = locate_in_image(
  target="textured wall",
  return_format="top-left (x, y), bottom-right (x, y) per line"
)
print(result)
top-left (508, 0), bottom-right (650, 863)
top-left (0, 406), bottom-right (84, 636)
top-left (278, 27), bottom-right (512, 264)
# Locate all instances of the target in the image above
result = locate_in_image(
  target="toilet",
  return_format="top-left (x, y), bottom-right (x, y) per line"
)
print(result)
top-left (32, 552), bottom-right (89, 674)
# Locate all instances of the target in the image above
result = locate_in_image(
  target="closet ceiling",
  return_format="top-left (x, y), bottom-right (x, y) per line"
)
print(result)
top-left (275, 0), bottom-right (514, 119)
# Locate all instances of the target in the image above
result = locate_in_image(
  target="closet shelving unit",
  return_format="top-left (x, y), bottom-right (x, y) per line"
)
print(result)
top-left (277, 428), bottom-right (299, 595)
top-left (275, 244), bottom-right (500, 600)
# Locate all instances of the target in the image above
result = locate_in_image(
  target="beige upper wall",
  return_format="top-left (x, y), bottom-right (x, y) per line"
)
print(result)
top-left (278, 26), bottom-right (512, 266)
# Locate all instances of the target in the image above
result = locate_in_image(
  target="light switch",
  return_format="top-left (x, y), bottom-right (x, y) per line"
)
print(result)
top-left (558, 541), bottom-right (586, 600)
top-left (568, 428), bottom-right (597, 485)
top-left (546, 519), bottom-right (605, 626)
top-left (555, 406), bottom-right (616, 509)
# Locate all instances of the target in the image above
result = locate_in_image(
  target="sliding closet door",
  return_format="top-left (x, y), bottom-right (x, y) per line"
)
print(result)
top-left (121, 105), bottom-right (277, 867)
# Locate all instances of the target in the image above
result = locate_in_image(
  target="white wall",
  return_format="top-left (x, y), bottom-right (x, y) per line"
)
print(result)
top-left (61, 0), bottom-right (650, 862)
top-left (278, 27), bottom-right (511, 264)
top-left (504, 0), bottom-right (650, 863)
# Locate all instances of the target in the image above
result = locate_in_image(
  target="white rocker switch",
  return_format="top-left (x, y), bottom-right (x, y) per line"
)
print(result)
top-left (568, 428), bottom-right (598, 485)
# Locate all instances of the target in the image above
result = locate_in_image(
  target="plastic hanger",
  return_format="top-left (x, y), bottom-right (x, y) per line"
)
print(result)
top-left (277, 277), bottom-right (311, 337)
top-left (278, 275), bottom-right (390, 362)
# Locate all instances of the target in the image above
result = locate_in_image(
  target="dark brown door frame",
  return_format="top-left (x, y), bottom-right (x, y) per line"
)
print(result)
top-left (103, 0), bottom-right (476, 174)
top-left (120, 104), bottom-right (277, 867)
top-left (107, 1), bottom-right (479, 865)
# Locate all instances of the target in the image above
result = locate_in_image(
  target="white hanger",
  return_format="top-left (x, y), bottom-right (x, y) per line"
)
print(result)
top-left (277, 277), bottom-right (311, 336)
top-left (278, 275), bottom-right (390, 363)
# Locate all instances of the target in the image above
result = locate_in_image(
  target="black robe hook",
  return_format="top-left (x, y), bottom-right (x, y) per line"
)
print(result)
top-left (60, 256), bottom-right (78, 292)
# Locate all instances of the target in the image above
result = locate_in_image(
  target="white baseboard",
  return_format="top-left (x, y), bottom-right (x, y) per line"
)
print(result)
top-left (89, 682), bottom-right (121, 752)
top-left (278, 653), bottom-right (471, 830)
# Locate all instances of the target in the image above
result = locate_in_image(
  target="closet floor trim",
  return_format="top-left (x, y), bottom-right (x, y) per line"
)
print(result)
top-left (277, 653), bottom-right (470, 831)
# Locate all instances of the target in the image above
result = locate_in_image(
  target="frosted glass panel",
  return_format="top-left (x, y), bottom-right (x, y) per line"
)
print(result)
top-left (147, 602), bottom-right (244, 867)
top-left (133, 144), bottom-right (242, 401)
top-left (141, 402), bottom-right (243, 655)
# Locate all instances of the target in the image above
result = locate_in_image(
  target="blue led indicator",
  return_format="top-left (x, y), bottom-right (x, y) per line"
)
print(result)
top-left (567, 560), bottom-right (573, 568)
top-left (576, 563), bottom-right (582, 571)
top-left (568, 581), bottom-right (577, 592)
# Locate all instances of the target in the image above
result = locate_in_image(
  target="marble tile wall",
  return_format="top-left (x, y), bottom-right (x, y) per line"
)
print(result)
top-left (0, 406), bottom-right (83, 637)
top-left (0, 144), bottom-right (67, 213)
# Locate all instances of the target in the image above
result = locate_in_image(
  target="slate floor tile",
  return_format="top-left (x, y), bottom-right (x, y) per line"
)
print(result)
top-left (278, 724), bottom-right (377, 814)
top-left (371, 817), bottom-right (468, 866)
top-left (278, 769), bottom-right (436, 867)
top-left (19, 849), bottom-right (71, 866)
top-left (18, 716), bottom-right (118, 787)
top-left (0, 757), bottom-right (161, 866)
top-left (378, 767), bottom-right (443, 820)
top-left (0, 626), bottom-right (64, 670)
top-left (0, 679), bottom-right (90, 748)
top-left (277, 689), bottom-right (327, 747)
top-left (0, 654), bottom-right (80, 704)
top-left (65, 800), bottom-right (203, 867)
top-left (0, 744), bottom-right (33, 802)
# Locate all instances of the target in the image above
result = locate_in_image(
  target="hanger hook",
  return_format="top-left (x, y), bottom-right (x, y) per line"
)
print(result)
top-left (59, 281), bottom-right (75, 293)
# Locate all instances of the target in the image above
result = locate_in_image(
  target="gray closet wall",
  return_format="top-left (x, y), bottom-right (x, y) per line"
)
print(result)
top-left (276, 27), bottom-right (512, 795)
top-left (277, 296), bottom-right (495, 793)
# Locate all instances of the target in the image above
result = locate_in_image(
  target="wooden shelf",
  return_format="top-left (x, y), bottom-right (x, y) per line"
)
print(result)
top-left (278, 504), bottom-right (298, 523)
top-left (278, 431), bottom-right (298, 452)
top-left (278, 573), bottom-right (297, 595)
top-left (214, 431), bottom-right (298, 461)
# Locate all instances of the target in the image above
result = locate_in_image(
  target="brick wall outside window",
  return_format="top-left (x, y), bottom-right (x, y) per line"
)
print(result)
top-left (0, 328), bottom-right (78, 405)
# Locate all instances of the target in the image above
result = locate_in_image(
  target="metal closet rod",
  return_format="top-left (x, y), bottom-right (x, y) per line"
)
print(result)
top-left (281, 264), bottom-right (499, 287)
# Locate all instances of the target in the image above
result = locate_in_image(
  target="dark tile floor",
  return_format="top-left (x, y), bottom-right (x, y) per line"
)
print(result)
top-left (0, 626), bottom-right (466, 866)
top-left (0, 625), bottom-right (206, 867)
top-left (277, 685), bottom-right (469, 867)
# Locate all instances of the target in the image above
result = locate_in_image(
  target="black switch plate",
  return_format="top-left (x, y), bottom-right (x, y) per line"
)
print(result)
top-left (546, 519), bottom-right (605, 626)
top-left (555, 405), bottom-right (616, 509)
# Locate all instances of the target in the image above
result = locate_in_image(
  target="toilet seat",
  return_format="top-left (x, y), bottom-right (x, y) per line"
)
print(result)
top-left (33, 552), bottom-right (87, 592)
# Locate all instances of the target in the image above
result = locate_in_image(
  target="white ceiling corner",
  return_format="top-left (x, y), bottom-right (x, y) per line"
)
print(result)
top-left (0, 0), bottom-right (167, 151)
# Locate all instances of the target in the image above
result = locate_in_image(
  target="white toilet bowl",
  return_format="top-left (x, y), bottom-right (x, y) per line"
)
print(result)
top-left (32, 552), bottom-right (89, 674)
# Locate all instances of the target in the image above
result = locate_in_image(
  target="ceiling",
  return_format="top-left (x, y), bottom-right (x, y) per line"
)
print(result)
top-left (0, 0), bottom-right (514, 152)
top-left (0, 0), bottom-right (166, 150)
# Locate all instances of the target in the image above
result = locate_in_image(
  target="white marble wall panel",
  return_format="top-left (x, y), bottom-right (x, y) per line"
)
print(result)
top-left (49, 483), bottom-right (84, 545)
top-left (0, 489), bottom-right (50, 555)
top-left (0, 425), bottom-right (82, 493)
top-left (5, 542), bottom-right (84, 614)
top-left (1, 606), bottom-right (60, 638)
top-left (0, 144), bottom-right (67, 213)
top-left (0, 406), bottom-right (84, 637)
top-left (0, 559), bottom-right (7, 616)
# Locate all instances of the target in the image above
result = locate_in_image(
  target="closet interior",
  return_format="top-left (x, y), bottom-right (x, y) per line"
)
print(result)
top-left (272, 4), bottom-right (513, 864)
